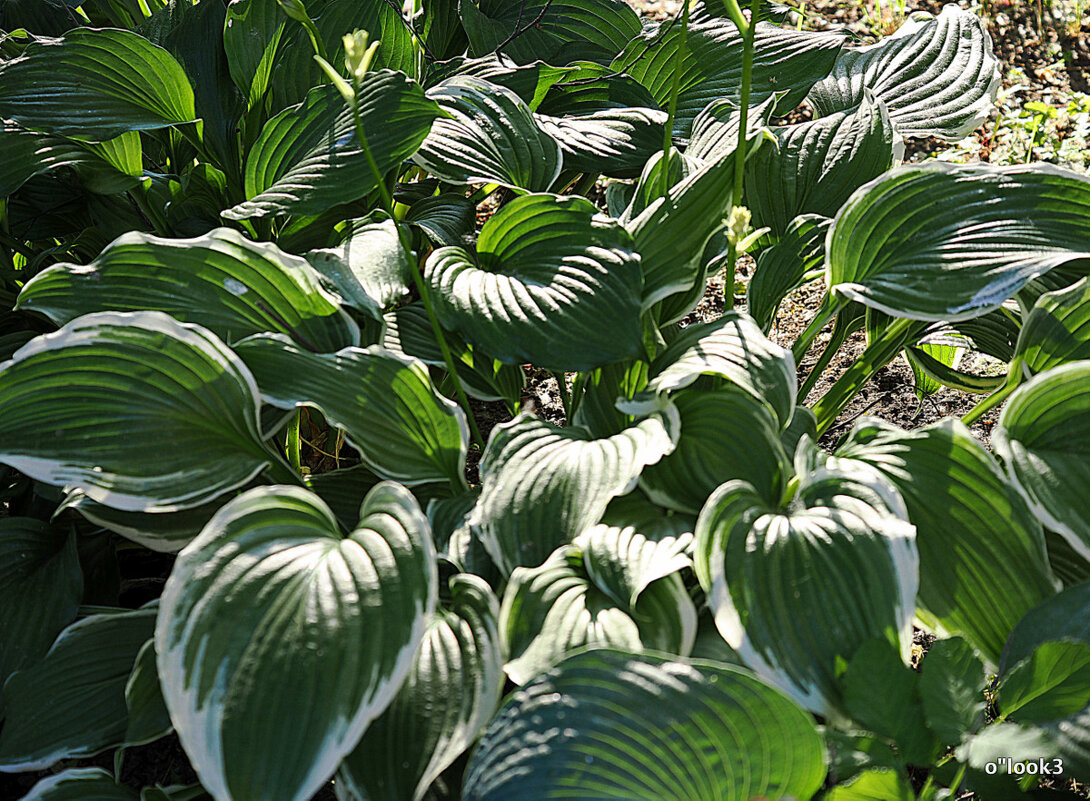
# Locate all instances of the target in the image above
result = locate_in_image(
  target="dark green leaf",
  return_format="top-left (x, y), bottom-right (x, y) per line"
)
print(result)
top-left (463, 648), bottom-right (827, 801)
top-left (0, 28), bottom-right (195, 140)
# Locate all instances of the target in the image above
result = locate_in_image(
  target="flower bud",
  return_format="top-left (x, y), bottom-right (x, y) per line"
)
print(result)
top-left (725, 205), bottom-right (751, 247)
top-left (343, 29), bottom-right (382, 81)
top-left (277, 0), bottom-right (309, 23)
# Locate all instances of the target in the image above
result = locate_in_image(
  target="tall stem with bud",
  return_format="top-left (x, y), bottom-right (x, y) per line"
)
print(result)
top-left (311, 30), bottom-right (485, 450)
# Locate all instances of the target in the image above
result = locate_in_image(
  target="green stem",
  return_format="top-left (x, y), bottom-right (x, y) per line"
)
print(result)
top-left (792, 293), bottom-right (844, 364)
top-left (659, 0), bottom-right (691, 200)
top-left (723, 0), bottom-right (759, 310)
top-left (723, 240), bottom-right (738, 311)
top-left (798, 310), bottom-right (856, 402)
top-left (948, 761), bottom-right (968, 797)
top-left (348, 84), bottom-right (484, 450)
top-left (720, 0), bottom-right (750, 33)
top-left (731, 0), bottom-right (758, 207)
top-left (811, 316), bottom-right (917, 436)
top-left (285, 409), bottom-right (302, 474)
top-left (262, 449), bottom-right (309, 487)
top-left (467, 182), bottom-right (501, 205)
top-left (570, 172), bottom-right (600, 198)
top-left (962, 365), bottom-right (1023, 426)
top-left (552, 371), bottom-right (571, 419)
top-left (300, 15), bottom-right (328, 62)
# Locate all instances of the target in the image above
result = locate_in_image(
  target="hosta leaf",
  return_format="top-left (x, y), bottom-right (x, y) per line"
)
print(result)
top-left (840, 639), bottom-right (937, 764)
top-left (837, 417), bottom-right (1059, 663)
top-left (425, 193), bottom-right (643, 373)
top-left (826, 769), bottom-right (915, 801)
top-left (224, 0), bottom-right (286, 107)
top-left (949, 308), bottom-right (1021, 363)
top-left (625, 146), bottom-right (739, 309)
top-left (235, 334), bottom-right (469, 488)
top-left (501, 533), bottom-right (697, 684)
top-left (746, 93), bottom-right (898, 238)
top-left (58, 490), bottom-right (236, 554)
top-left (225, 72), bottom-right (440, 220)
top-left (579, 522), bottom-right (693, 607)
top-left (905, 341), bottom-right (1000, 397)
top-left (781, 406), bottom-right (819, 461)
top-left (337, 573), bottom-right (504, 801)
top-left (570, 358), bottom-right (651, 438)
top-left (421, 0), bottom-right (469, 61)
top-left (1002, 582), bottom-right (1090, 674)
top-left (993, 581), bottom-right (1090, 779)
top-left (143, 0), bottom-right (243, 179)
top-left (612, 15), bottom-right (843, 137)
top-left (305, 215), bottom-right (412, 318)
top-left (426, 56), bottom-right (574, 111)
top-left (17, 768), bottom-right (140, 801)
top-left (956, 721), bottom-right (1060, 774)
top-left (0, 1), bottom-right (82, 38)
top-left (919, 636), bottom-right (987, 746)
top-left (0, 124), bottom-right (141, 197)
top-left (157, 483), bottom-right (437, 801)
top-left (305, 464), bottom-right (385, 533)
top-left (1016, 277), bottom-right (1090, 374)
top-left (467, 411), bottom-right (678, 573)
top-left (463, 648), bottom-right (826, 801)
top-left (993, 362), bottom-right (1090, 564)
top-left (536, 61), bottom-right (661, 117)
top-left (827, 163), bottom-right (1090, 321)
top-left (809, 5), bottom-right (1000, 141)
top-left (0, 28), bottom-right (195, 140)
top-left (694, 460), bottom-right (917, 714)
top-left (18, 227), bottom-right (358, 351)
top-left (0, 608), bottom-right (156, 770)
top-left (535, 106), bottom-right (667, 179)
top-left (0, 312), bottom-right (273, 513)
top-left (748, 214), bottom-right (830, 333)
top-left (638, 386), bottom-right (791, 513)
top-left (1046, 530), bottom-right (1090, 589)
top-left (125, 640), bottom-right (171, 747)
top-left (404, 193), bottom-right (476, 249)
top-left (629, 311), bottom-right (797, 428)
top-left (0, 518), bottom-right (82, 687)
top-left (1000, 640), bottom-right (1090, 722)
top-left (620, 147), bottom-right (705, 223)
top-left (415, 77), bottom-right (562, 193)
top-left (459, 0), bottom-right (641, 66)
top-left (686, 95), bottom-right (777, 164)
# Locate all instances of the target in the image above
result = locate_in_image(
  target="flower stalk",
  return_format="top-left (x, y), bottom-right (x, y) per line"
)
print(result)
top-left (316, 31), bottom-right (485, 452)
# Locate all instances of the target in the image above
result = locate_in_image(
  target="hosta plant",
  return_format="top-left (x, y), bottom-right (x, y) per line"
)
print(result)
top-left (2, 0), bottom-right (1090, 800)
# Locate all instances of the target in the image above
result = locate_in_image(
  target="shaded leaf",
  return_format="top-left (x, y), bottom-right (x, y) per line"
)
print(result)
top-left (0, 608), bottom-right (155, 770)
top-left (463, 648), bottom-right (827, 801)
top-left (236, 334), bottom-right (469, 488)
top-left (0, 28), bottom-right (195, 140)
top-left (225, 72), bottom-right (440, 219)
top-left (467, 410), bottom-right (678, 573)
